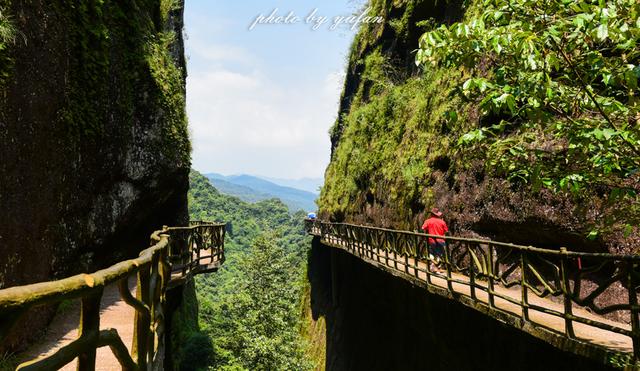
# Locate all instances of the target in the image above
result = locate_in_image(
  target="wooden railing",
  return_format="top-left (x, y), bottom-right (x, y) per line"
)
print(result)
top-left (305, 219), bottom-right (640, 362)
top-left (166, 223), bottom-right (226, 287)
top-left (0, 222), bottom-right (225, 370)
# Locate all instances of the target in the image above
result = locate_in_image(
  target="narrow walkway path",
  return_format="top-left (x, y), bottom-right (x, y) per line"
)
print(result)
top-left (20, 281), bottom-right (136, 371)
top-left (319, 234), bottom-right (633, 356)
top-left (17, 248), bottom-right (224, 369)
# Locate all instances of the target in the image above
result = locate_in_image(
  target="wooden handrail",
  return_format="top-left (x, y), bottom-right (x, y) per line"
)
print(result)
top-left (320, 220), bottom-right (640, 261)
top-left (0, 222), bottom-right (226, 370)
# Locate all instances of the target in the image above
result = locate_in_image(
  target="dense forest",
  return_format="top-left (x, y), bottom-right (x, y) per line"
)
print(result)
top-left (181, 171), bottom-right (313, 370)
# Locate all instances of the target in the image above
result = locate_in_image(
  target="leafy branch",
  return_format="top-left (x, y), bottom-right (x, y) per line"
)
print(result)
top-left (416, 0), bottom-right (640, 228)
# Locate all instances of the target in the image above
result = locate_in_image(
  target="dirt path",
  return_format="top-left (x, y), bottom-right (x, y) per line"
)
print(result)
top-left (20, 280), bottom-right (137, 370)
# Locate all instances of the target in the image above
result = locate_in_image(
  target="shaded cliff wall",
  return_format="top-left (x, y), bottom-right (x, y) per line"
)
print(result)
top-left (0, 0), bottom-right (190, 351)
top-left (307, 238), bottom-right (614, 370)
top-left (165, 280), bottom-right (211, 371)
top-left (318, 0), bottom-right (638, 253)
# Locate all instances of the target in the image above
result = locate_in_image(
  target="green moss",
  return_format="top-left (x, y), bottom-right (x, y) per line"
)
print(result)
top-left (299, 275), bottom-right (326, 370)
top-left (55, 299), bottom-right (75, 315)
top-left (389, 0), bottom-right (415, 39)
top-left (330, 0), bottom-right (433, 148)
top-left (160, 0), bottom-right (180, 24)
top-left (320, 0), bottom-right (490, 225)
top-left (147, 31), bottom-right (191, 165)
top-left (53, 0), bottom-right (122, 139)
top-left (320, 62), bottom-right (470, 224)
top-left (0, 352), bottom-right (17, 371)
top-left (171, 280), bottom-right (212, 371)
top-left (36, 0), bottom-right (190, 165)
top-left (353, 48), bottom-right (391, 106)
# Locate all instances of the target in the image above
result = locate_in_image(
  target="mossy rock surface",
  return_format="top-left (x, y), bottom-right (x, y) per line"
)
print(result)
top-left (320, 0), bottom-right (639, 255)
top-left (0, 0), bottom-right (190, 352)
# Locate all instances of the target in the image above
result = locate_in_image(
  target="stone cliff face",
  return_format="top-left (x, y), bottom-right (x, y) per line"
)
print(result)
top-left (311, 2), bottom-right (635, 362)
top-left (0, 0), bottom-right (190, 351)
top-left (318, 0), bottom-right (638, 254)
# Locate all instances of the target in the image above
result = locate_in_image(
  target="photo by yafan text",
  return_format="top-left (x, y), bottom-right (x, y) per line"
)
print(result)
top-left (249, 7), bottom-right (384, 31)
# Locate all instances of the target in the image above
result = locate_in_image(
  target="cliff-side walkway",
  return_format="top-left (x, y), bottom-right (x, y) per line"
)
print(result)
top-left (0, 222), bottom-right (225, 371)
top-left (306, 219), bottom-right (639, 365)
top-left (20, 283), bottom-right (136, 371)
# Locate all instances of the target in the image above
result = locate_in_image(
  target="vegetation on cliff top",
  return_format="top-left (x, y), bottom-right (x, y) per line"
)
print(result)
top-left (321, 66), bottom-right (464, 221)
top-left (320, 0), bottom-right (471, 227)
top-left (0, 5), bottom-right (15, 83)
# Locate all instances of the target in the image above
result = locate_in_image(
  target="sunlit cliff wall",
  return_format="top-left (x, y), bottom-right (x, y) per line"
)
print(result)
top-left (318, 0), bottom-right (638, 254)
top-left (308, 0), bottom-right (636, 368)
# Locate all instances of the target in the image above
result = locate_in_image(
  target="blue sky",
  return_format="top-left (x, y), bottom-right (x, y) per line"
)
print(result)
top-left (185, 0), bottom-right (364, 179)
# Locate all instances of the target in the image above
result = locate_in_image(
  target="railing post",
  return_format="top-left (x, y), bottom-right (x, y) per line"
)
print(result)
top-left (357, 226), bottom-right (362, 252)
top-left (351, 227), bottom-right (358, 256)
top-left (401, 234), bottom-right (409, 274)
top-left (369, 229), bottom-right (377, 262)
top-left (444, 241), bottom-right (453, 293)
top-left (133, 265), bottom-right (151, 370)
top-left (424, 235), bottom-right (433, 285)
top-left (384, 231), bottom-right (389, 266)
top-left (77, 290), bottom-right (102, 371)
top-left (487, 243), bottom-right (495, 309)
top-left (468, 243), bottom-right (476, 301)
top-left (148, 252), bottom-right (161, 365)
top-left (627, 261), bottom-right (640, 361)
top-left (160, 237), bottom-right (171, 292)
top-left (196, 228), bottom-right (202, 268)
top-left (559, 247), bottom-right (574, 338)
top-left (364, 229), bottom-right (370, 259)
top-left (521, 252), bottom-right (529, 322)
top-left (413, 235), bottom-right (420, 279)
top-left (221, 227), bottom-right (227, 264)
top-left (373, 229), bottom-right (380, 263)
top-left (182, 232), bottom-right (189, 276)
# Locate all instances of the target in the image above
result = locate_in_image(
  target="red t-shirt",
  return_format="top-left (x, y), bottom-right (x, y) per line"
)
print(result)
top-left (421, 217), bottom-right (448, 244)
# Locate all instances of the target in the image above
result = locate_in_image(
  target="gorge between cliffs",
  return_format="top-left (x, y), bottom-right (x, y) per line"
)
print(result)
top-left (1, 0), bottom-right (639, 370)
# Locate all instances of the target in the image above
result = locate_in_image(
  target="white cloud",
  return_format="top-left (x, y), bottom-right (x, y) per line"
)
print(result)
top-left (186, 47), bottom-right (344, 179)
top-left (324, 70), bottom-right (346, 97)
top-left (189, 42), bottom-right (253, 64)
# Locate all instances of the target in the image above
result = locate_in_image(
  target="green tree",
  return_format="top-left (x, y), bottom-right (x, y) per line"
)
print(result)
top-left (189, 170), bottom-right (311, 370)
top-left (416, 0), bottom-right (640, 229)
top-left (203, 233), bottom-right (310, 371)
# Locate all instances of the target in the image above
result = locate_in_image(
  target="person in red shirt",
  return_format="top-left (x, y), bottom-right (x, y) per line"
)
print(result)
top-left (421, 207), bottom-right (449, 272)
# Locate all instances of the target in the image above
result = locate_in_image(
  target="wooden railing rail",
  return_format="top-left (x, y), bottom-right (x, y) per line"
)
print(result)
top-left (305, 219), bottom-right (640, 362)
top-left (165, 223), bottom-right (226, 285)
top-left (0, 221), bottom-right (226, 371)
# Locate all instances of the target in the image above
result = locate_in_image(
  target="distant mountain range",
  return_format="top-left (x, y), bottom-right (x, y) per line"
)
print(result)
top-left (204, 173), bottom-right (318, 212)
top-left (259, 176), bottom-right (323, 194)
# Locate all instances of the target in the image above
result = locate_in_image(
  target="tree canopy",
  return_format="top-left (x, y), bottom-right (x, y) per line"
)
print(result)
top-left (185, 170), bottom-right (312, 370)
top-left (417, 0), bottom-right (640, 230)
